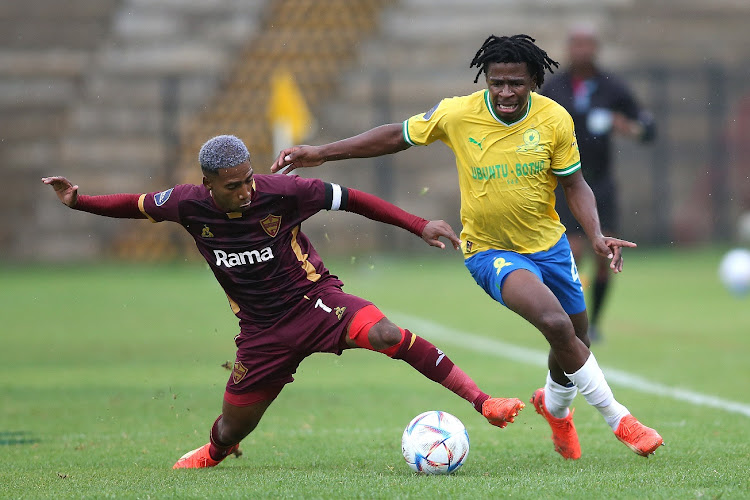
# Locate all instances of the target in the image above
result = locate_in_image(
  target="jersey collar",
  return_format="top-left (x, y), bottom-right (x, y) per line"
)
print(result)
top-left (484, 90), bottom-right (532, 126)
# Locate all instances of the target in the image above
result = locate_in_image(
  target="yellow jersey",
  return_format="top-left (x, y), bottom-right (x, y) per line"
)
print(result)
top-left (403, 90), bottom-right (581, 256)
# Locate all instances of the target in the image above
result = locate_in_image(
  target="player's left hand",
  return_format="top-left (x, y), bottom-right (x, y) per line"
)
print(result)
top-left (592, 236), bottom-right (637, 273)
top-left (422, 220), bottom-right (461, 250)
top-left (612, 113), bottom-right (643, 139)
top-left (42, 176), bottom-right (79, 208)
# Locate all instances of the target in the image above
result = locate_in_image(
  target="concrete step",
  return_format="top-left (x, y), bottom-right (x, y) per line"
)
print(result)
top-left (0, 109), bottom-right (67, 142)
top-left (124, 0), bottom-right (266, 15)
top-left (1, 140), bottom-right (60, 171)
top-left (96, 41), bottom-right (230, 75)
top-left (379, 10), bottom-right (603, 46)
top-left (82, 74), bottom-right (219, 108)
top-left (60, 136), bottom-right (166, 172)
top-left (69, 105), bottom-right (165, 136)
top-left (398, 0), bottom-right (630, 8)
top-left (112, 6), bottom-right (262, 46)
top-left (0, 0), bottom-right (120, 19)
top-left (0, 20), bottom-right (110, 49)
top-left (0, 78), bottom-right (77, 109)
top-left (0, 49), bottom-right (91, 78)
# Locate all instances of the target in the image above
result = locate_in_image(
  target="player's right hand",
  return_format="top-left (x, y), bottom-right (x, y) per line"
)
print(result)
top-left (41, 176), bottom-right (78, 208)
top-left (271, 145), bottom-right (325, 173)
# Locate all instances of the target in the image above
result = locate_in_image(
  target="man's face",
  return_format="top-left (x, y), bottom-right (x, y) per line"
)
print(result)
top-left (568, 33), bottom-right (598, 69)
top-left (203, 160), bottom-right (254, 213)
top-left (485, 62), bottom-right (536, 123)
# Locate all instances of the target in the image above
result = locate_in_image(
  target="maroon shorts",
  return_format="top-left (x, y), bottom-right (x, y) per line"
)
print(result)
top-left (225, 286), bottom-right (372, 400)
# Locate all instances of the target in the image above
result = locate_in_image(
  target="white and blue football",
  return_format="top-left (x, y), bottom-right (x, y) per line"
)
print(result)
top-left (401, 410), bottom-right (469, 474)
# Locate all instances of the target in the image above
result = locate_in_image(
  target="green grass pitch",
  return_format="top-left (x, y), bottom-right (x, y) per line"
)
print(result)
top-left (1, 246), bottom-right (748, 498)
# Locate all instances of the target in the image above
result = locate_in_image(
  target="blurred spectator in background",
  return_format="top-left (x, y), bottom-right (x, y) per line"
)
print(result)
top-left (542, 24), bottom-right (656, 341)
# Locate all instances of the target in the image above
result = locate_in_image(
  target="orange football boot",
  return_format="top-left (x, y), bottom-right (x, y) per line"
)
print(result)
top-left (172, 443), bottom-right (239, 469)
top-left (531, 388), bottom-right (581, 460)
top-left (614, 414), bottom-right (664, 457)
top-left (482, 397), bottom-right (525, 428)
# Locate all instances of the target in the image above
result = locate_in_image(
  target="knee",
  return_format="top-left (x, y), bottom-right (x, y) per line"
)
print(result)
top-left (537, 312), bottom-right (576, 349)
top-left (368, 318), bottom-right (403, 351)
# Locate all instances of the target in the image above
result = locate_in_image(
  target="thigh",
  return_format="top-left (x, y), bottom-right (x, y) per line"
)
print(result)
top-left (293, 286), bottom-right (373, 353)
top-left (464, 249), bottom-right (543, 307)
top-left (532, 235), bottom-right (587, 315)
top-left (228, 287), bottom-right (372, 396)
top-left (500, 268), bottom-right (569, 330)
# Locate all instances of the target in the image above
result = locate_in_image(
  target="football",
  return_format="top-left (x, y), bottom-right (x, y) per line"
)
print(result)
top-left (718, 248), bottom-right (750, 296)
top-left (401, 410), bottom-right (470, 474)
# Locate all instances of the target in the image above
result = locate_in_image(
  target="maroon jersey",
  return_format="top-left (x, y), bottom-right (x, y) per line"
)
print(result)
top-left (138, 174), bottom-right (343, 332)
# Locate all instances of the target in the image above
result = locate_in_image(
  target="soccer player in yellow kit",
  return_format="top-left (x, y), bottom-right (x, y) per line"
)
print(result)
top-left (273, 34), bottom-right (663, 459)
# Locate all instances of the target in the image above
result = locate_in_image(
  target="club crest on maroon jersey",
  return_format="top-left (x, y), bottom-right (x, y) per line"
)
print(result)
top-left (260, 214), bottom-right (282, 237)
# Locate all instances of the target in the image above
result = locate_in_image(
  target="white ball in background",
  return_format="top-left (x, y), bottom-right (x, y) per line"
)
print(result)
top-left (587, 108), bottom-right (613, 136)
top-left (718, 248), bottom-right (750, 296)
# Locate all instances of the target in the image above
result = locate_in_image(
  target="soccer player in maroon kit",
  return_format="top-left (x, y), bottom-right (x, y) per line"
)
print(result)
top-left (42, 135), bottom-right (524, 469)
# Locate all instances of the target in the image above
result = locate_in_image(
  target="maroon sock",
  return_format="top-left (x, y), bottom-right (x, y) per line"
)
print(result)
top-left (392, 331), bottom-right (491, 412)
top-left (392, 331), bottom-right (455, 383)
top-left (442, 367), bottom-right (492, 413)
top-left (208, 415), bottom-right (237, 461)
top-left (473, 393), bottom-right (491, 413)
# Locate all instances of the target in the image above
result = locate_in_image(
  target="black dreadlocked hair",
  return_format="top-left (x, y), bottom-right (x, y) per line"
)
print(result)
top-left (470, 34), bottom-right (559, 87)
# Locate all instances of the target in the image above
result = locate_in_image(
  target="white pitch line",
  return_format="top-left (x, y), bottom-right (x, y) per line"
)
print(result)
top-left (392, 312), bottom-right (750, 418)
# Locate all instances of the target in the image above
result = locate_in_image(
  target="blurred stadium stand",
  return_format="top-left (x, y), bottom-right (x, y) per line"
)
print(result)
top-left (2, 0), bottom-right (750, 261)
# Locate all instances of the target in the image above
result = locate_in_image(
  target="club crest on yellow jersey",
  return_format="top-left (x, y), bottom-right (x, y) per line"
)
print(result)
top-left (517, 128), bottom-right (544, 153)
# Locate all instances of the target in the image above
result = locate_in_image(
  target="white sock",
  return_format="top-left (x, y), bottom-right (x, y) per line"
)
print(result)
top-left (565, 352), bottom-right (630, 430)
top-left (543, 372), bottom-right (577, 419)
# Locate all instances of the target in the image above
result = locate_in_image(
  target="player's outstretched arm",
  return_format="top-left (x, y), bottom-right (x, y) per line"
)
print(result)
top-left (558, 171), bottom-right (636, 273)
top-left (340, 186), bottom-right (459, 251)
top-left (272, 123), bottom-right (409, 173)
top-left (42, 176), bottom-right (146, 219)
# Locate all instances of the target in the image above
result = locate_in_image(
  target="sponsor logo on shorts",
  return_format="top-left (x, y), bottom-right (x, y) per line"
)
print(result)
top-left (154, 188), bottom-right (173, 207)
top-left (232, 360), bottom-right (248, 384)
top-left (214, 247), bottom-right (274, 268)
top-left (260, 214), bottom-right (282, 238)
top-left (494, 257), bottom-right (513, 275)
